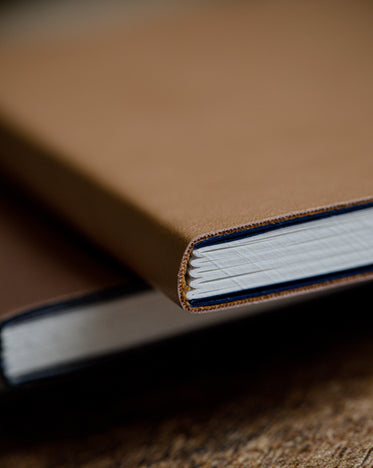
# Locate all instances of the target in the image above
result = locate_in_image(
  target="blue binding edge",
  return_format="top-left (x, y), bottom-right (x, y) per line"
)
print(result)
top-left (189, 202), bottom-right (373, 308)
top-left (194, 202), bottom-right (373, 249)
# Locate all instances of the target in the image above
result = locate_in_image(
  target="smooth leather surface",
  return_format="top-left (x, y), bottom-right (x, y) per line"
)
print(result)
top-left (0, 0), bottom-right (372, 310)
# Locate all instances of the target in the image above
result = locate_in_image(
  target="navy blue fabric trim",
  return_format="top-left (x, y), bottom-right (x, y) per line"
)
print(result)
top-left (189, 264), bottom-right (373, 308)
top-left (194, 202), bottom-right (373, 249)
top-left (1, 281), bottom-right (148, 329)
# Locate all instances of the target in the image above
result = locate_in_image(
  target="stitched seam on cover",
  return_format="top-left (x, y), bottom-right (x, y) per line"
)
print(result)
top-left (177, 197), bottom-right (373, 312)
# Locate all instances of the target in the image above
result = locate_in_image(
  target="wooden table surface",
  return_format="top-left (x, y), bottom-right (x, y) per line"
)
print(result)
top-left (1, 283), bottom-right (373, 467)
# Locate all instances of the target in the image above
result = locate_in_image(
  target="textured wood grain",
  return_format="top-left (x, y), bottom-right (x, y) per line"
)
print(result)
top-left (0, 283), bottom-right (373, 467)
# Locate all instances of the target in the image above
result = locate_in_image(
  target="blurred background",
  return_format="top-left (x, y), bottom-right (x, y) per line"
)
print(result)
top-left (1, 0), bottom-right (197, 42)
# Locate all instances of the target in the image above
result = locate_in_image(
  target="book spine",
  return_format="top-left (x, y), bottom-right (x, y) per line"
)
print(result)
top-left (0, 120), bottom-right (185, 305)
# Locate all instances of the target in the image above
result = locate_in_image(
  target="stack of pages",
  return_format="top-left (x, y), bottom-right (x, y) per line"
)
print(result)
top-left (0, 0), bottom-right (372, 386)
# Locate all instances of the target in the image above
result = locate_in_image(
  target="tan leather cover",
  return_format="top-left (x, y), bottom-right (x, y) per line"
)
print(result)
top-left (0, 186), bottom-right (127, 322)
top-left (0, 0), bottom-right (372, 311)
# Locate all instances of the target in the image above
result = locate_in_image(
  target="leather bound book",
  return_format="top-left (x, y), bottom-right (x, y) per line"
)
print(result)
top-left (0, 0), bottom-right (372, 312)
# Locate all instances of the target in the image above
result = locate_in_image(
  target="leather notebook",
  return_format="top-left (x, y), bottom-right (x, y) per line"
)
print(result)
top-left (0, 0), bottom-right (372, 312)
top-left (0, 188), bottom-right (255, 387)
